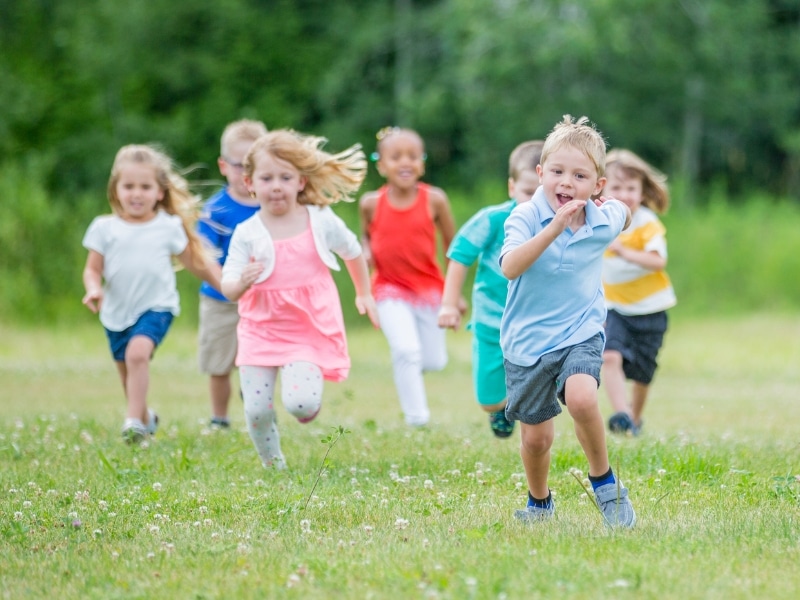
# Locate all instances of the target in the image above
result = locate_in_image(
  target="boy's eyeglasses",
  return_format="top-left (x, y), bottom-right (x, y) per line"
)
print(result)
top-left (223, 158), bottom-right (245, 169)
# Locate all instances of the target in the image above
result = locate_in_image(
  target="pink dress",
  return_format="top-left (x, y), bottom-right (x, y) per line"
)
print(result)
top-left (235, 226), bottom-right (350, 382)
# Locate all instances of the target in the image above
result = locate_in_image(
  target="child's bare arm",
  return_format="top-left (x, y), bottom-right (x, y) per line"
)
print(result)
top-left (358, 192), bottom-right (378, 269)
top-left (344, 254), bottom-right (380, 328)
top-left (177, 247), bottom-right (222, 292)
top-left (438, 260), bottom-right (469, 330)
top-left (429, 187), bottom-right (457, 253)
top-left (82, 250), bottom-right (105, 313)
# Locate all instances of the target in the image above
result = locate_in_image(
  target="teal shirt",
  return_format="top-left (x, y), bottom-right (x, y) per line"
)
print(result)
top-left (447, 199), bottom-right (516, 337)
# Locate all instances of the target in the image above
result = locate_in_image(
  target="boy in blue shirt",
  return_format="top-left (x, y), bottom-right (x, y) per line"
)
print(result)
top-left (500, 115), bottom-right (636, 527)
top-left (438, 140), bottom-right (543, 438)
top-left (197, 119), bottom-right (268, 428)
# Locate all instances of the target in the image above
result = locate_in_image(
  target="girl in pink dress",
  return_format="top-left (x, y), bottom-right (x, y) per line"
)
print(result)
top-left (221, 130), bottom-right (379, 469)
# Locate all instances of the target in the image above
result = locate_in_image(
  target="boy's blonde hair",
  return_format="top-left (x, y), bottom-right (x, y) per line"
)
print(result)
top-left (606, 149), bottom-right (670, 214)
top-left (540, 115), bottom-right (607, 177)
top-left (244, 129), bottom-right (366, 206)
top-left (107, 144), bottom-right (212, 268)
top-left (509, 140), bottom-right (544, 180)
top-left (220, 119), bottom-right (268, 158)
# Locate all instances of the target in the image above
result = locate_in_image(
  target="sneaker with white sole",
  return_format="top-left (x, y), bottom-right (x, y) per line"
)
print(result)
top-left (594, 480), bottom-right (636, 528)
top-left (514, 498), bottom-right (555, 522)
top-left (147, 409), bottom-right (159, 435)
top-left (121, 418), bottom-right (147, 444)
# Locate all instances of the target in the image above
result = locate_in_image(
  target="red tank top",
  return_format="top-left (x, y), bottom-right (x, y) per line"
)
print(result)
top-left (368, 183), bottom-right (444, 304)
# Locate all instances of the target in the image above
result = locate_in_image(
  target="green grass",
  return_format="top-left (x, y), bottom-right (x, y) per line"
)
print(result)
top-left (1, 314), bottom-right (800, 599)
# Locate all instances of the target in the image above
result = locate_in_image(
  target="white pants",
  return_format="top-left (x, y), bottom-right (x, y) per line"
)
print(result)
top-left (377, 299), bottom-right (448, 426)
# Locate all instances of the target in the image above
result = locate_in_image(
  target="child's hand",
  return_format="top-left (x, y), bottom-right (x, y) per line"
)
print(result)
top-left (593, 195), bottom-right (612, 207)
top-left (240, 259), bottom-right (265, 289)
top-left (551, 199), bottom-right (587, 232)
top-left (355, 295), bottom-right (380, 328)
top-left (607, 239), bottom-right (623, 255)
top-left (82, 288), bottom-right (103, 313)
top-left (438, 305), bottom-right (462, 330)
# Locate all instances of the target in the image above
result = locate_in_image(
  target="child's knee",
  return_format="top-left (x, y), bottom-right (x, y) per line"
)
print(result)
top-left (520, 427), bottom-right (553, 455)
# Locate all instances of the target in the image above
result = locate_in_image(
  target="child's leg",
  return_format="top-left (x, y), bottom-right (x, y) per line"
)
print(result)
top-left (601, 349), bottom-right (630, 414)
top-left (210, 374), bottom-right (232, 422)
top-left (565, 373), bottom-right (610, 477)
top-left (122, 335), bottom-right (156, 423)
top-left (631, 382), bottom-right (649, 426)
top-left (280, 361), bottom-right (324, 422)
top-left (519, 420), bottom-right (555, 499)
top-left (377, 299), bottom-right (430, 426)
top-left (240, 365), bottom-right (286, 469)
top-left (415, 303), bottom-right (448, 372)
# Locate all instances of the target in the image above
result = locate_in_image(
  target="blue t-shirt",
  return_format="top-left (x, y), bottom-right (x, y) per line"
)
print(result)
top-left (447, 199), bottom-right (515, 337)
top-left (499, 188), bottom-right (628, 366)
top-left (197, 188), bottom-right (260, 301)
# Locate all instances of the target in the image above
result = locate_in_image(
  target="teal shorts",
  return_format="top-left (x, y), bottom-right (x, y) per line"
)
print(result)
top-left (471, 328), bottom-right (507, 407)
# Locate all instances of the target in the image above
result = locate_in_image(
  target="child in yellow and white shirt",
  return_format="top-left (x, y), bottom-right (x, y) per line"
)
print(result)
top-left (601, 149), bottom-right (676, 436)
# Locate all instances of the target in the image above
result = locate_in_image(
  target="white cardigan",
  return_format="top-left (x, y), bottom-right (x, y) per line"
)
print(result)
top-left (221, 205), bottom-right (362, 284)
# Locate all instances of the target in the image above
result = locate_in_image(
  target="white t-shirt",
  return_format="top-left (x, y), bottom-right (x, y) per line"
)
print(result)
top-left (82, 211), bottom-right (188, 331)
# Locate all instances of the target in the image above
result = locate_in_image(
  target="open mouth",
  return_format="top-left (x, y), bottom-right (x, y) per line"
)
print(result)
top-left (556, 193), bottom-right (573, 205)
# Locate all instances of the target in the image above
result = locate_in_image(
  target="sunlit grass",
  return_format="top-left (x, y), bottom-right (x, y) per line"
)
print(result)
top-left (1, 314), bottom-right (800, 599)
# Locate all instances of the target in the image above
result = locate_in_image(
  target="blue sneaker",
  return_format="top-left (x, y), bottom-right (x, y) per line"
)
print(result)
top-left (146, 409), bottom-right (159, 435)
top-left (514, 499), bottom-right (555, 522)
top-left (489, 410), bottom-right (515, 438)
top-left (608, 412), bottom-right (634, 435)
top-left (594, 480), bottom-right (636, 528)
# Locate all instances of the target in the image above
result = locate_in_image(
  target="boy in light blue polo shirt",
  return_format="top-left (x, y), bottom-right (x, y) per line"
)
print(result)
top-left (438, 140), bottom-right (543, 439)
top-left (500, 115), bottom-right (636, 528)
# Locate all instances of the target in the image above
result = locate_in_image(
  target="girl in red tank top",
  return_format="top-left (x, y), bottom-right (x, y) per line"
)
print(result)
top-left (359, 127), bottom-right (461, 426)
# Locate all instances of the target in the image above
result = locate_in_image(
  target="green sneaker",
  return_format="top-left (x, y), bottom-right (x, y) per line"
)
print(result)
top-left (489, 410), bottom-right (514, 438)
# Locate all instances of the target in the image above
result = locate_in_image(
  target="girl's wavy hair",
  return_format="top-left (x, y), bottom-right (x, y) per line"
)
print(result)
top-left (107, 144), bottom-right (214, 268)
top-left (540, 114), bottom-right (607, 178)
top-left (244, 129), bottom-right (366, 206)
top-left (605, 148), bottom-right (670, 214)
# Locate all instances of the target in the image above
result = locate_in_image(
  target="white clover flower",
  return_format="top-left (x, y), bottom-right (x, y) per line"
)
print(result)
top-left (149, 525), bottom-right (160, 534)
top-left (198, 506), bottom-right (208, 514)
top-left (152, 483), bottom-right (162, 492)
top-left (108, 512), bottom-right (117, 518)
top-left (146, 552), bottom-right (155, 560)
top-left (286, 574), bottom-right (301, 588)
top-left (111, 551), bottom-right (119, 559)
top-left (363, 525), bottom-right (373, 534)
top-left (657, 469), bottom-right (667, 476)
top-left (68, 511), bottom-right (78, 519)
top-left (14, 512), bottom-right (23, 521)
top-left (424, 480), bottom-right (433, 489)
top-left (98, 500), bottom-right (108, 511)
top-left (93, 529), bottom-right (102, 537)
top-left (211, 532), bottom-right (220, 540)
top-left (395, 518), bottom-right (409, 530)
top-left (300, 519), bottom-right (311, 533)
top-left (203, 519), bottom-right (213, 526)
top-left (22, 501), bottom-right (32, 508)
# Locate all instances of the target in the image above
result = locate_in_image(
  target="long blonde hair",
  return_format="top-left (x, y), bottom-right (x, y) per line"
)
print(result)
top-left (606, 149), bottom-right (670, 214)
top-left (244, 130), bottom-right (366, 206)
top-left (107, 144), bottom-right (212, 267)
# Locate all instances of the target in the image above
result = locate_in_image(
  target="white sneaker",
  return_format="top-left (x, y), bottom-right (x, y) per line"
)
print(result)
top-left (121, 418), bottom-right (147, 444)
top-left (146, 409), bottom-right (159, 435)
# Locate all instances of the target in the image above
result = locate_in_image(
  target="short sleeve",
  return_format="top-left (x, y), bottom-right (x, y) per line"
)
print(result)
top-left (221, 226), bottom-right (249, 283)
top-left (500, 204), bottom-right (537, 264)
top-left (82, 217), bottom-right (109, 254)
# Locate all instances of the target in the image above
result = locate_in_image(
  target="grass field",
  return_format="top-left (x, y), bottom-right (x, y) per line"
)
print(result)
top-left (1, 313), bottom-right (800, 599)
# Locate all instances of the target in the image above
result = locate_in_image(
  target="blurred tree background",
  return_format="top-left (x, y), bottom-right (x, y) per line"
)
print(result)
top-left (1, 0), bottom-right (799, 322)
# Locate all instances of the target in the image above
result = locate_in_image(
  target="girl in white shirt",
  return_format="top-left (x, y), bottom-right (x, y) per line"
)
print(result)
top-left (82, 144), bottom-right (221, 443)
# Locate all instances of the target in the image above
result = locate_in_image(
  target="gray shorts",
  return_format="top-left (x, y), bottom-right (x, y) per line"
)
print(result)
top-left (198, 295), bottom-right (240, 375)
top-left (504, 333), bottom-right (604, 425)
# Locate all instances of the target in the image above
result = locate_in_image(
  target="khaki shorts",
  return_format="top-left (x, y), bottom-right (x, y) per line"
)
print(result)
top-left (198, 296), bottom-right (240, 375)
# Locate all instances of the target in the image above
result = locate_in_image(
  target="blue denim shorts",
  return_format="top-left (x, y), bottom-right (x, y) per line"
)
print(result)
top-left (105, 310), bottom-right (174, 362)
top-left (504, 333), bottom-right (604, 425)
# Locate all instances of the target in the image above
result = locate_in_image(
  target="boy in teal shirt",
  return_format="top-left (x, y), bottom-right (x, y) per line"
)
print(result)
top-left (438, 140), bottom-right (543, 438)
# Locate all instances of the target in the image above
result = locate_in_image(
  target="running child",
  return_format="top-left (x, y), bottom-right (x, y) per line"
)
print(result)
top-left (82, 144), bottom-right (222, 443)
top-left (197, 119), bottom-right (268, 428)
top-left (221, 129), bottom-right (378, 470)
top-left (438, 140), bottom-right (543, 438)
top-left (359, 127), bottom-right (459, 427)
top-left (601, 149), bottom-right (676, 436)
top-left (500, 115), bottom-right (636, 527)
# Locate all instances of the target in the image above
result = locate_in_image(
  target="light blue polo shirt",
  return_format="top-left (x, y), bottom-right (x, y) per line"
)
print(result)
top-left (499, 187), bottom-right (628, 367)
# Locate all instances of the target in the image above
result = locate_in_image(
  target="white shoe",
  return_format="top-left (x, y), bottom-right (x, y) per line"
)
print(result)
top-left (146, 409), bottom-right (159, 435)
top-left (121, 419), bottom-right (147, 444)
